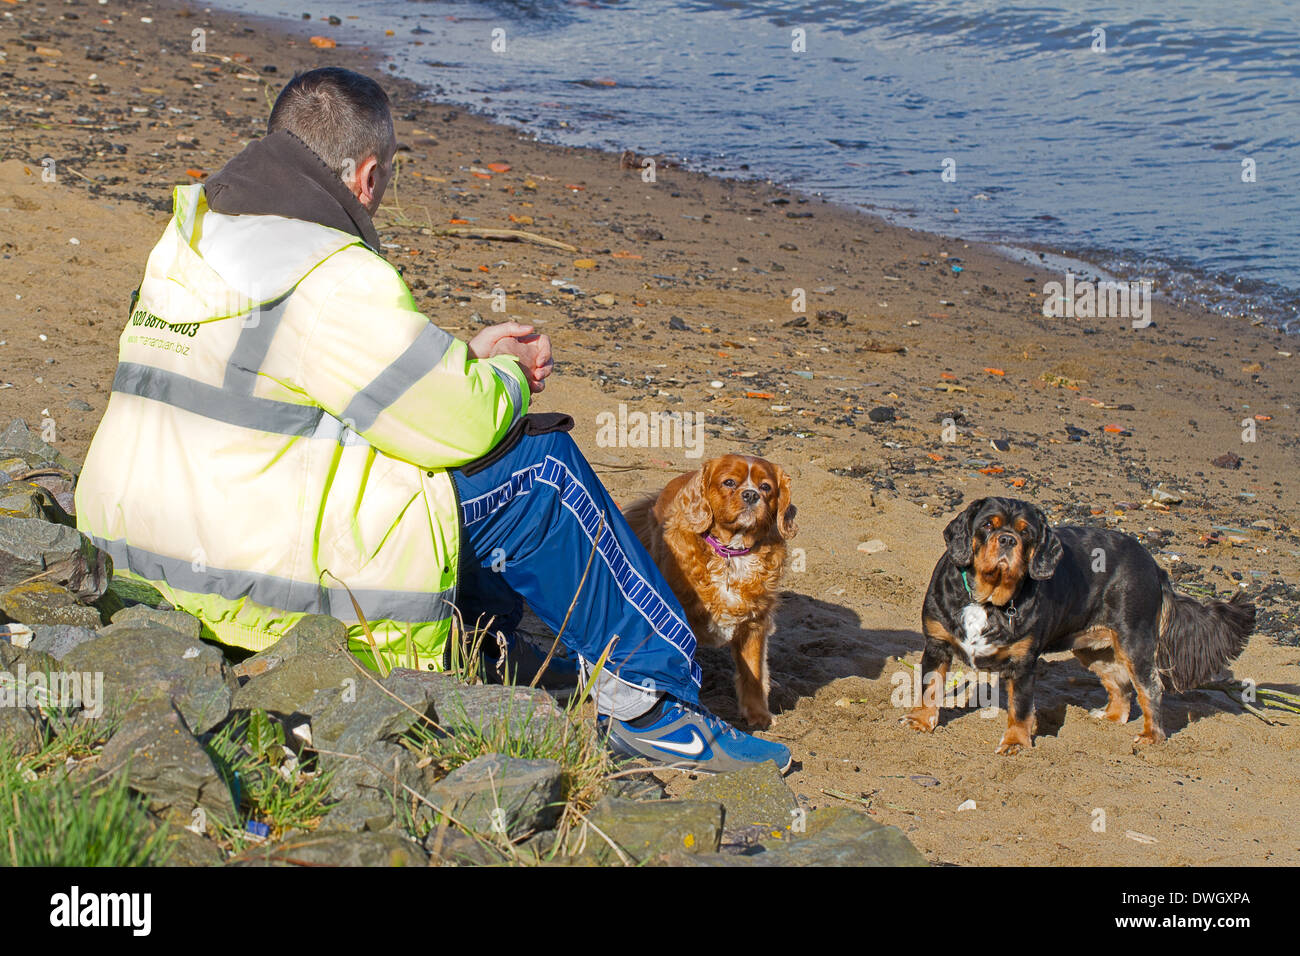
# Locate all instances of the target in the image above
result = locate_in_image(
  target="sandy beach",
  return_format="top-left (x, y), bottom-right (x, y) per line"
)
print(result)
top-left (1, 1), bottom-right (1297, 866)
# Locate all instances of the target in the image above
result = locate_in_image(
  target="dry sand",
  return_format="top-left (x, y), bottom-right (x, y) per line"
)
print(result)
top-left (1, 1), bottom-right (1296, 865)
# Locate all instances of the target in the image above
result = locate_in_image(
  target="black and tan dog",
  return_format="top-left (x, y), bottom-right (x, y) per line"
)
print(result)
top-left (903, 497), bottom-right (1255, 754)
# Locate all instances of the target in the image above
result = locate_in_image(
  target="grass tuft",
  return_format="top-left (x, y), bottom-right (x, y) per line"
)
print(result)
top-left (202, 709), bottom-right (336, 849)
top-left (0, 741), bottom-right (171, 867)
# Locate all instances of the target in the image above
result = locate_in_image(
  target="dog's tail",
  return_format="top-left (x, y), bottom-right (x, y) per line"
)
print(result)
top-left (1156, 582), bottom-right (1254, 692)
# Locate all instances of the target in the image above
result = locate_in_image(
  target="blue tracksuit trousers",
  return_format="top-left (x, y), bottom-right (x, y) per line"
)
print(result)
top-left (450, 430), bottom-right (701, 714)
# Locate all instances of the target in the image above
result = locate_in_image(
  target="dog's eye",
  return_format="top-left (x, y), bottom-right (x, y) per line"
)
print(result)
top-left (759, 482), bottom-right (772, 492)
top-left (722, 478), bottom-right (737, 488)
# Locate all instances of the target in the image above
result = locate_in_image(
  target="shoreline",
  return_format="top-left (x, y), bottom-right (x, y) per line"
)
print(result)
top-left (1, 0), bottom-right (1297, 867)
top-left (201, 0), bottom-right (1300, 335)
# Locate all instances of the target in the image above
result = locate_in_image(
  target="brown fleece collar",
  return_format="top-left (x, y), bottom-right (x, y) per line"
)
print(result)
top-left (203, 129), bottom-right (382, 253)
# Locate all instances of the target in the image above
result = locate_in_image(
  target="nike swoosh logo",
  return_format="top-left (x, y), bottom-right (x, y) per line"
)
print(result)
top-left (636, 730), bottom-right (706, 757)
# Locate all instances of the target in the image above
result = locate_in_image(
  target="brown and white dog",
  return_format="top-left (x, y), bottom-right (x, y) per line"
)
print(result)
top-left (623, 454), bottom-right (797, 729)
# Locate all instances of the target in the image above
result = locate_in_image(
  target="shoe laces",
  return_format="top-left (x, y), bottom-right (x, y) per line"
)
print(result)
top-left (670, 699), bottom-right (745, 741)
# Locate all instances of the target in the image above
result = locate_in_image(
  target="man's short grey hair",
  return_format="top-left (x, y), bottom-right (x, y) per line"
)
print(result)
top-left (268, 67), bottom-right (394, 181)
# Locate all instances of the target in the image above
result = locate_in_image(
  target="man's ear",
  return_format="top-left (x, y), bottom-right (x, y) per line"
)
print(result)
top-left (1028, 506), bottom-right (1063, 580)
top-left (677, 462), bottom-right (714, 533)
top-left (349, 153), bottom-right (380, 208)
top-left (943, 497), bottom-right (986, 567)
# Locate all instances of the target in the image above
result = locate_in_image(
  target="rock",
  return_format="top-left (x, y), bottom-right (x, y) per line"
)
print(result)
top-left (0, 480), bottom-right (71, 525)
top-left (0, 419), bottom-right (81, 476)
top-left (98, 698), bottom-right (237, 829)
top-left (1212, 452), bottom-right (1242, 470)
top-left (305, 667), bottom-right (442, 766)
top-left (857, 538), bottom-right (887, 555)
top-left (28, 623), bottom-right (99, 660)
top-left (0, 641), bottom-right (57, 674)
top-left (608, 775), bottom-right (667, 801)
top-left (659, 807), bottom-right (927, 867)
top-left (236, 830), bottom-right (427, 867)
top-left (868, 406), bottom-right (896, 423)
top-left (425, 753), bottom-right (562, 839)
top-left (424, 682), bottom-right (566, 746)
top-left (0, 622), bottom-right (33, 648)
top-left (957, 799), bottom-right (977, 811)
top-left (156, 822), bottom-right (225, 867)
top-left (233, 648), bottom-right (356, 716)
top-left (104, 575), bottom-right (170, 609)
top-left (1150, 486), bottom-right (1184, 505)
top-left (91, 587), bottom-right (124, 624)
top-left (106, 605), bottom-right (201, 641)
top-left (581, 797), bottom-right (723, 864)
top-left (630, 227), bottom-right (663, 242)
top-left (0, 515), bottom-right (111, 600)
top-left (0, 705), bottom-right (41, 756)
top-left (0, 580), bottom-right (102, 628)
top-left (232, 616), bottom-right (355, 715)
top-left (425, 827), bottom-right (510, 866)
top-left (0, 643), bottom-right (66, 735)
top-left (25, 474), bottom-right (75, 513)
top-left (668, 315), bottom-right (690, 331)
top-left (318, 740), bottom-right (423, 833)
top-left (685, 760), bottom-right (798, 831)
top-left (237, 615), bottom-right (349, 678)
top-left (592, 293), bottom-right (616, 307)
top-left (64, 625), bottom-right (236, 733)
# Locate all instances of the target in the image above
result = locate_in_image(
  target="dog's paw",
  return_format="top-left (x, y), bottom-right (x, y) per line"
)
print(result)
top-left (901, 707), bottom-right (939, 733)
top-left (1132, 729), bottom-right (1166, 747)
top-left (741, 705), bottom-right (774, 731)
top-left (995, 730), bottom-right (1032, 755)
top-left (1089, 706), bottom-right (1130, 723)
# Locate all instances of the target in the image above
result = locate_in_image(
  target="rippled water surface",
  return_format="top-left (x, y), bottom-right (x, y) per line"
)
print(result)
top-left (216, 0), bottom-right (1300, 330)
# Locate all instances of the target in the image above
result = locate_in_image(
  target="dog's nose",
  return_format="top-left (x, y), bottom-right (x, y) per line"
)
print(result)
top-left (998, 532), bottom-right (1017, 549)
top-left (741, 489), bottom-right (760, 505)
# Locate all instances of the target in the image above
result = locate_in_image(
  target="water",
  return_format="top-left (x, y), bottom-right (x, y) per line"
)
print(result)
top-left (215, 0), bottom-right (1300, 331)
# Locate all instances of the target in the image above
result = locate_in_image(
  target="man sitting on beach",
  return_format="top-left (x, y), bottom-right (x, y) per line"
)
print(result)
top-left (74, 67), bottom-right (788, 774)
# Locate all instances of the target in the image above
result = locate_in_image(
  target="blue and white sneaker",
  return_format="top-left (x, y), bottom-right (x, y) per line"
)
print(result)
top-left (598, 696), bottom-right (792, 774)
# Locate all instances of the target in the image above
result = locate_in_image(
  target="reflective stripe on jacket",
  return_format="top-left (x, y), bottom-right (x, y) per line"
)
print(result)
top-left (75, 183), bottom-right (529, 670)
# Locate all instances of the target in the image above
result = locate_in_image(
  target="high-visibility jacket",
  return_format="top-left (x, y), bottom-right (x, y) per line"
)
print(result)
top-left (75, 183), bottom-right (529, 670)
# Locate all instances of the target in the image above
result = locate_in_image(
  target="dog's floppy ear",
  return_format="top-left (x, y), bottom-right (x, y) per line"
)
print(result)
top-left (676, 462), bottom-right (714, 533)
top-left (943, 497), bottom-right (986, 567)
top-left (775, 465), bottom-right (797, 540)
top-left (1027, 505), bottom-right (1063, 580)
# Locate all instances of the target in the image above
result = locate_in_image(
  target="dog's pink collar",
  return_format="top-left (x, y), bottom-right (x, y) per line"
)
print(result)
top-left (705, 535), bottom-right (751, 558)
